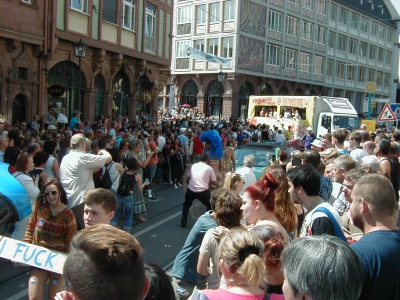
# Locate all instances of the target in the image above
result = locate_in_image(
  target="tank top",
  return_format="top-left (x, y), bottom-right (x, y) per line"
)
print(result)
top-left (107, 163), bottom-right (120, 191)
top-left (44, 156), bottom-right (56, 178)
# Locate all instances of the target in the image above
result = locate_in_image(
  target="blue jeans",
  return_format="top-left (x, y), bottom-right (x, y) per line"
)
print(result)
top-left (110, 193), bottom-right (134, 230)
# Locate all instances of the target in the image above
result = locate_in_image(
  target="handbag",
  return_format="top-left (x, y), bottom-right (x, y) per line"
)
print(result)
top-left (117, 171), bottom-right (132, 196)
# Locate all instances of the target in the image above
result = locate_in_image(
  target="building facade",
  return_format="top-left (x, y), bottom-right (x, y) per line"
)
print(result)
top-left (0, 0), bottom-right (173, 125)
top-left (171, 0), bottom-right (399, 120)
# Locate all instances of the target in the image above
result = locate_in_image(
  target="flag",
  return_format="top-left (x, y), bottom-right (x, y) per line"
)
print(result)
top-left (186, 47), bottom-right (232, 67)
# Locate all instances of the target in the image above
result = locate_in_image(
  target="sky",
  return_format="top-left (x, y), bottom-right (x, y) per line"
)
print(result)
top-left (390, 0), bottom-right (400, 16)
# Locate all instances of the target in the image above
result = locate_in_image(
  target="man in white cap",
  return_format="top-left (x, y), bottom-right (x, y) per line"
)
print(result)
top-left (302, 126), bottom-right (316, 149)
top-left (310, 139), bottom-right (323, 152)
top-left (60, 134), bottom-right (112, 230)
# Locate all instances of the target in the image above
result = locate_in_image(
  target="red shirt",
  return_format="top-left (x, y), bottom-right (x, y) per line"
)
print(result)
top-left (193, 136), bottom-right (204, 155)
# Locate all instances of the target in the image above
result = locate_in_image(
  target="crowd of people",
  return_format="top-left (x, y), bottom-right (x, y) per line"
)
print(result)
top-left (0, 106), bottom-right (400, 300)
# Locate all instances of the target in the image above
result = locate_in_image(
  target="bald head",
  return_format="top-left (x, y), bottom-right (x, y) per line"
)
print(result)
top-left (363, 141), bottom-right (375, 155)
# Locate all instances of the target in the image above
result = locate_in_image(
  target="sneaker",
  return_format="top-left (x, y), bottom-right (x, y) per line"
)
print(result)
top-left (174, 184), bottom-right (179, 189)
top-left (147, 196), bottom-right (158, 201)
top-left (170, 181), bottom-right (173, 185)
top-left (177, 182), bottom-right (182, 187)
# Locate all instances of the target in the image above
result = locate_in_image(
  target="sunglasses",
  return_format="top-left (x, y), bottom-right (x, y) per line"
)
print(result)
top-left (44, 190), bottom-right (58, 196)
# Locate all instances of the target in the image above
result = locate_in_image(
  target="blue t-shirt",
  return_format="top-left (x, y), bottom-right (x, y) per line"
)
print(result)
top-left (350, 230), bottom-right (400, 300)
top-left (69, 117), bottom-right (80, 131)
top-left (302, 133), bottom-right (316, 149)
top-left (172, 211), bottom-right (217, 284)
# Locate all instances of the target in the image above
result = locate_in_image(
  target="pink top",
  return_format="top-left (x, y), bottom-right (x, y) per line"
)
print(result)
top-left (200, 289), bottom-right (284, 300)
top-left (188, 162), bottom-right (216, 192)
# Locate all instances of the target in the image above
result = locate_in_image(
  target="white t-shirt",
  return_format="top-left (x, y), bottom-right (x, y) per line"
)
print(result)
top-left (44, 156), bottom-right (56, 179)
top-left (235, 167), bottom-right (256, 195)
top-left (199, 228), bottom-right (221, 289)
top-left (60, 150), bottom-right (107, 208)
top-left (188, 162), bottom-right (217, 192)
top-left (350, 148), bottom-right (368, 167)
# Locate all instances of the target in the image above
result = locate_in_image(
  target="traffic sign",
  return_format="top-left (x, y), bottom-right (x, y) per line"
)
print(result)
top-left (377, 104), bottom-right (397, 122)
top-left (365, 82), bottom-right (376, 93)
top-left (390, 104), bottom-right (400, 120)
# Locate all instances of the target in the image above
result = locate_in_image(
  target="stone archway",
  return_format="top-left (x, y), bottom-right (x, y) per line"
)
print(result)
top-left (279, 86), bottom-right (290, 95)
top-left (181, 80), bottom-right (199, 108)
top-left (206, 80), bottom-right (225, 117)
top-left (47, 61), bottom-right (87, 119)
top-left (260, 84), bottom-right (274, 95)
top-left (112, 71), bottom-right (130, 117)
top-left (294, 87), bottom-right (304, 95)
top-left (12, 94), bottom-right (27, 124)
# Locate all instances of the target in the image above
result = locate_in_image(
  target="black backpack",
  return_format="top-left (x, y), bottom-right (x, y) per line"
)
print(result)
top-left (117, 171), bottom-right (133, 196)
top-left (99, 162), bottom-right (117, 189)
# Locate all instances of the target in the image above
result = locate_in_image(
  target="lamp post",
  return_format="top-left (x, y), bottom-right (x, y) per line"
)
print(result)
top-left (217, 71), bottom-right (225, 119)
top-left (73, 39), bottom-right (88, 113)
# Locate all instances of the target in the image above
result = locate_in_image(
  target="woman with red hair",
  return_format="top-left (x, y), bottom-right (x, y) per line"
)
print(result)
top-left (241, 173), bottom-right (289, 245)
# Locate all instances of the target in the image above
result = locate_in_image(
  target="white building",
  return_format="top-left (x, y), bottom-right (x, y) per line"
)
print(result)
top-left (171, 0), bottom-right (400, 120)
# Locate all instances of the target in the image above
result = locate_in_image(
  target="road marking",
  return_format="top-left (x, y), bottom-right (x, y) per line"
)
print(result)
top-left (5, 289), bottom-right (27, 300)
top-left (133, 211), bottom-right (181, 238)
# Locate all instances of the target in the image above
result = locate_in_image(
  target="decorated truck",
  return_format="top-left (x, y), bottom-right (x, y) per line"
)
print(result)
top-left (248, 96), bottom-right (360, 138)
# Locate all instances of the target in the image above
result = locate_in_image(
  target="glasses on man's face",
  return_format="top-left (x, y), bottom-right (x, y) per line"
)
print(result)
top-left (44, 190), bottom-right (58, 196)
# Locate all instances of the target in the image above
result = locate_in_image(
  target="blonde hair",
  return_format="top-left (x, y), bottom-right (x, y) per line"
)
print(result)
top-left (218, 229), bottom-right (265, 288)
top-left (320, 148), bottom-right (340, 163)
top-left (261, 166), bottom-right (297, 233)
top-left (223, 172), bottom-right (243, 191)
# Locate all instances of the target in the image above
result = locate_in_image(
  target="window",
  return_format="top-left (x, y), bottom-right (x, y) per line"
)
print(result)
top-left (286, 16), bottom-right (298, 36)
top-left (176, 40), bottom-right (191, 57)
top-left (303, 0), bottom-right (313, 10)
top-left (285, 48), bottom-right (297, 69)
top-left (18, 67), bottom-right (28, 80)
top-left (195, 39), bottom-right (205, 52)
top-left (300, 52), bottom-right (311, 71)
top-left (222, 37), bottom-right (233, 58)
top-left (386, 51), bottom-right (391, 65)
top-left (384, 73), bottom-right (390, 88)
top-left (330, 4), bottom-right (337, 21)
top-left (145, 3), bottom-right (156, 52)
top-left (327, 59), bottom-right (334, 77)
top-left (266, 44), bottom-right (281, 66)
top-left (302, 21), bottom-right (313, 40)
top-left (370, 21), bottom-right (378, 36)
top-left (103, 0), bottom-right (117, 24)
top-left (338, 8), bottom-right (348, 25)
top-left (316, 0), bottom-right (326, 15)
top-left (369, 45), bottom-right (376, 60)
top-left (178, 6), bottom-right (192, 24)
top-left (314, 56), bottom-right (323, 74)
top-left (377, 48), bottom-right (384, 63)
top-left (269, 11), bottom-right (282, 32)
top-left (368, 69), bottom-right (375, 82)
top-left (288, 0), bottom-right (298, 3)
top-left (196, 5), bottom-right (206, 24)
top-left (379, 25), bottom-right (386, 40)
top-left (348, 65), bottom-right (356, 81)
top-left (336, 61), bottom-right (345, 79)
top-left (350, 13), bottom-right (359, 29)
top-left (328, 31), bottom-right (336, 48)
top-left (224, 0), bottom-right (234, 21)
top-left (359, 41), bottom-right (367, 58)
top-left (349, 39), bottom-right (357, 55)
top-left (387, 29), bottom-right (393, 43)
top-left (123, 0), bottom-right (135, 30)
top-left (70, 0), bottom-right (88, 13)
top-left (360, 17), bottom-right (369, 33)
top-left (357, 67), bottom-right (366, 83)
top-left (21, 0), bottom-right (32, 3)
top-left (208, 38), bottom-right (218, 55)
top-left (316, 26), bottom-right (326, 44)
top-left (209, 2), bottom-right (220, 23)
top-left (376, 71), bottom-right (382, 87)
top-left (337, 35), bottom-right (346, 52)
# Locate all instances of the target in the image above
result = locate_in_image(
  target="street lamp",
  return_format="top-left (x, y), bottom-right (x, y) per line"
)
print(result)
top-left (73, 39), bottom-right (88, 112)
top-left (217, 71), bottom-right (225, 118)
